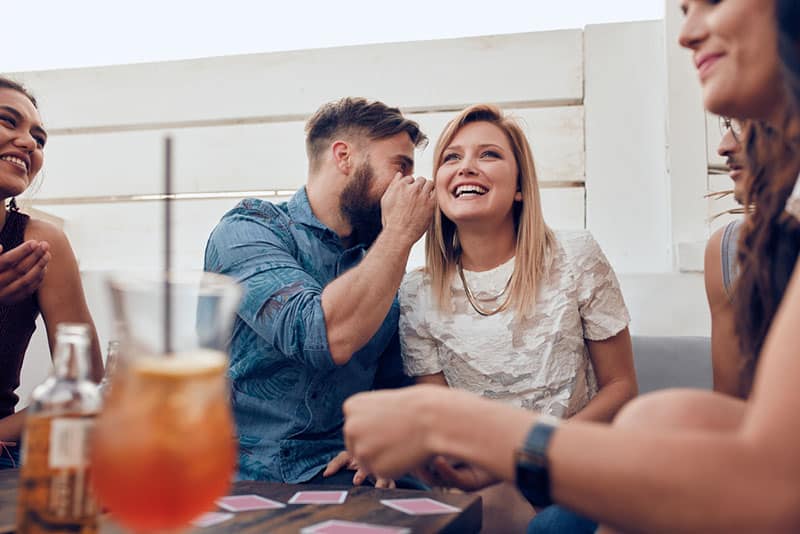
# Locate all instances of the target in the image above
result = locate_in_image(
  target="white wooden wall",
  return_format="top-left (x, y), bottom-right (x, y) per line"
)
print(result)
top-left (9, 10), bottom-right (723, 403)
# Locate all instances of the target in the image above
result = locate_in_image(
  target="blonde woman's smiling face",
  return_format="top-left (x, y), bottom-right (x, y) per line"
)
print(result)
top-left (435, 121), bottom-right (521, 228)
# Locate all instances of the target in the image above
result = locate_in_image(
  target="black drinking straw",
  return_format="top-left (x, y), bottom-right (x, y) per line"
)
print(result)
top-left (164, 136), bottom-right (173, 354)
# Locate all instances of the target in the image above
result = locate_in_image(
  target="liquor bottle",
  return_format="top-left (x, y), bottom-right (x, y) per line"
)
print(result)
top-left (17, 323), bottom-right (102, 534)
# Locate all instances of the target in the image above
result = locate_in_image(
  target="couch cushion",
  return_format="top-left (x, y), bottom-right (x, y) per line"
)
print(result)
top-left (631, 336), bottom-right (712, 393)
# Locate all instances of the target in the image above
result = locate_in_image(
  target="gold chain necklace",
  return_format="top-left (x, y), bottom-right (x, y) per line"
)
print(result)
top-left (457, 260), bottom-right (513, 317)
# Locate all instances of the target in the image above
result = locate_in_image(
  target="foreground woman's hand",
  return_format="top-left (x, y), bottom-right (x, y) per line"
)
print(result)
top-left (426, 456), bottom-right (499, 491)
top-left (344, 385), bottom-right (443, 478)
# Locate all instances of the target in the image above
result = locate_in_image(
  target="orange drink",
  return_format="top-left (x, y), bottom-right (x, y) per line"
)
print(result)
top-left (90, 351), bottom-right (235, 531)
top-left (93, 272), bottom-right (242, 532)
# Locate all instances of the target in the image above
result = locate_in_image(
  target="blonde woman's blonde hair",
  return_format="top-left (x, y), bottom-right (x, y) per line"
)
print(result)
top-left (425, 103), bottom-right (554, 316)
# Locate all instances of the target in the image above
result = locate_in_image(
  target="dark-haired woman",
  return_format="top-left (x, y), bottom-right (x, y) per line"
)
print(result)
top-left (0, 77), bottom-right (103, 468)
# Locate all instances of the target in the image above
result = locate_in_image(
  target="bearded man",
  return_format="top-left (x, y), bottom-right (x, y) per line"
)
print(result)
top-left (205, 97), bottom-right (433, 485)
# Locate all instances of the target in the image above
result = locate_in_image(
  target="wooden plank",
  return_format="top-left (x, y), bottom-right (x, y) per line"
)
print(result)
top-left (414, 106), bottom-right (584, 185)
top-left (664, 1), bottom-right (711, 251)
top-left (11, 31), bottom-right (583, 131)
top-left (584, 21), bottom-right (672, 273)
top-left (27, 106), bottom-right (584, 199)
top-left (41, 184), bottom-right (584, 273)
top-left (39, 198), bottom-right (268, 272)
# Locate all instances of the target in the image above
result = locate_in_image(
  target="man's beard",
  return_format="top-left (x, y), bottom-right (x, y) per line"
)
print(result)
top-left (340, 160), bottom-right (383, 247)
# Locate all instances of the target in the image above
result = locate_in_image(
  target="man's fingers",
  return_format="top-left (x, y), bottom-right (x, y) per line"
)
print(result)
top-left (352, 467), bottom-right (369, 486)
top-left (374, 477), bottom-right (395, 489)
top-left (323, 451), bottom-right (351, 477)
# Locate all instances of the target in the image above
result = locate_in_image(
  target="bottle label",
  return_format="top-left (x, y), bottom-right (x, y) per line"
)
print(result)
top-left (18, 414), bottom-right (99, 533)
top-left (49, 418), bottom-right (93, 469)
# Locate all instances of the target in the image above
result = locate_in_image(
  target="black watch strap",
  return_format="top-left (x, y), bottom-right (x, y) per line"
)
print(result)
top-left (515, 414), bottom-right (560, 507)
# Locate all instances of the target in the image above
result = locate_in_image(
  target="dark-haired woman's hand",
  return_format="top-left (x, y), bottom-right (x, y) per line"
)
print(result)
top-left (0, 240), bottom-right (50, 305)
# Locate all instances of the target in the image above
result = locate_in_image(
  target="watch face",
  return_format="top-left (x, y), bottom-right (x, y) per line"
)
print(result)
top-left (515, 452), bottom-right (552, 507)
top-left (514, 417), bottom-right (560, 507)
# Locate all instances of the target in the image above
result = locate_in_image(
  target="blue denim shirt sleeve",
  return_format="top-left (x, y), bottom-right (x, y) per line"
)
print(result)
top-left (206, 210), bottom-right (336, 372)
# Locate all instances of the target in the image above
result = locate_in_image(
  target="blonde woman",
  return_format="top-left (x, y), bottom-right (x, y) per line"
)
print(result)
top-left (398, 104), bottom-right (636, 530)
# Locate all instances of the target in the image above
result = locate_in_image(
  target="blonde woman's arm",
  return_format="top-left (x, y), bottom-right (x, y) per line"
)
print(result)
top-left (572, 327), bottom-right (637, 422)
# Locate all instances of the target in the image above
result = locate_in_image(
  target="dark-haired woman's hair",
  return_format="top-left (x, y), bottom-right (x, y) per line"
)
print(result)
top-left (777, 0), bottom-right (800, 115)
top-left (734, 123), bottom-right (800, 396)
top-left (732, 1), bottom-right (800, 396)
top-left (0, 76), bottom-right (37, 108)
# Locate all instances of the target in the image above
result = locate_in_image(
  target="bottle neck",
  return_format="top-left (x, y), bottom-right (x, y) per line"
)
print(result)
top-left (53, 333), bottom-right (90, 382)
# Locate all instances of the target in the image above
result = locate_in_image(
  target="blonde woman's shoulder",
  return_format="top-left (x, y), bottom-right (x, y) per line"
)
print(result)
top-left (551, 229), bottom-right (599, 258)
top-left (400, 267), bottom-right (429, 299)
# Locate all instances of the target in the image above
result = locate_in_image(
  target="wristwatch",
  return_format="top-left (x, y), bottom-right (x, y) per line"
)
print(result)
top-left (515, 414), bottom-right (561, 507)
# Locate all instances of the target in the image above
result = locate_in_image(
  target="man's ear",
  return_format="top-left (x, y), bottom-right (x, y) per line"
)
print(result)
top-left (332, 140), bottom-right (352, 174)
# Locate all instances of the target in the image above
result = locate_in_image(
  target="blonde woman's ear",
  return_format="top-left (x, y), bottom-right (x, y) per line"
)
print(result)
top-left (514, 191), bottom-right (523, 201)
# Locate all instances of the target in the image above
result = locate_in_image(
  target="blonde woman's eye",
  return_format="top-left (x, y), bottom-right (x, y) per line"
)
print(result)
top-left (442, 153), bottom-right (460, 162)
top-left (482, 150), bottom-right (501, 158)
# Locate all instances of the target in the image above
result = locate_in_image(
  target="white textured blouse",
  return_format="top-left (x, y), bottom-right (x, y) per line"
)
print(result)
top-left (399, 230), bottom-right (630, 418)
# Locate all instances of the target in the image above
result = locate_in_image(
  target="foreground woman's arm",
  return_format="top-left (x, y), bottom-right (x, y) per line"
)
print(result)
top-left (345, 260), bottom-right (800, 533)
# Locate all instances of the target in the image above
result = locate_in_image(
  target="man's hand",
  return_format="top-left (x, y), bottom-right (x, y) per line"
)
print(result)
top-left (0, 241), bottom-right (50, 305)
top-left (380, 173), bottom-right (435, 247)
top-left (323, 450), bottom-right (396, 488)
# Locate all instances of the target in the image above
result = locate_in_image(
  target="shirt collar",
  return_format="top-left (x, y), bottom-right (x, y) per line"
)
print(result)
top-left (288, 186), bottom-right (333, 235)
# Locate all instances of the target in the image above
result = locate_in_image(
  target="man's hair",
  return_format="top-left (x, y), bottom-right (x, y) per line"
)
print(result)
top-left (0, 76), bottom-right (37, 108)
top-left (304, 97), bottom-right (427, 171)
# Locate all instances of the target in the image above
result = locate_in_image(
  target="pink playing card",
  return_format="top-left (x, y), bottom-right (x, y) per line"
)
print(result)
top-left (289, 490), bottom-right (348, 505)
top-left (301, 519), bottom-right (410, 534)
top-left (216, 494), bottom-right (286, 512)
top-left (380, 497), bottom-right (461, 515)
top-left (191, 512), bottom-right (235, 527)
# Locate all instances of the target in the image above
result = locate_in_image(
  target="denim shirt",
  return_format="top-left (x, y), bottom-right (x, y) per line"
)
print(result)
top-left (204, 188), bottom-right (409, 483)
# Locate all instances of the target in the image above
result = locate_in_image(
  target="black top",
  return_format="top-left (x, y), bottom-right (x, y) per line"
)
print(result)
top-left (0, 209), bottom-right (40, 418)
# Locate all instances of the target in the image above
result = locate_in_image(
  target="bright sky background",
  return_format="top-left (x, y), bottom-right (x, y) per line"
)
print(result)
top-left (4, 0), bottom-right (664, 73)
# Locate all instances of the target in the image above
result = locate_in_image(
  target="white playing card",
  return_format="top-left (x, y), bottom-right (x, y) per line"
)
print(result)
top-left (289, 490), bottom-right (348, 505)
top-left (301, 519), bottom-right (411, 534)
top-left (216, 494), bottom-right (286, 512)
top-left (380, 497), bottom-right (461, 515)
top-left (191, 511), bottom-right (235, 527)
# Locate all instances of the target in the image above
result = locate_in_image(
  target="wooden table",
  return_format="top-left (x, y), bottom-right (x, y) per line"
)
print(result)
top-left (0, 469), bottom-right (482, 533)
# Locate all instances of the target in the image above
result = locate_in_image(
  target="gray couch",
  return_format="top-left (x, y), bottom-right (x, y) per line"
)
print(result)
top-left (632, 336), bottom-right (712, 394)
